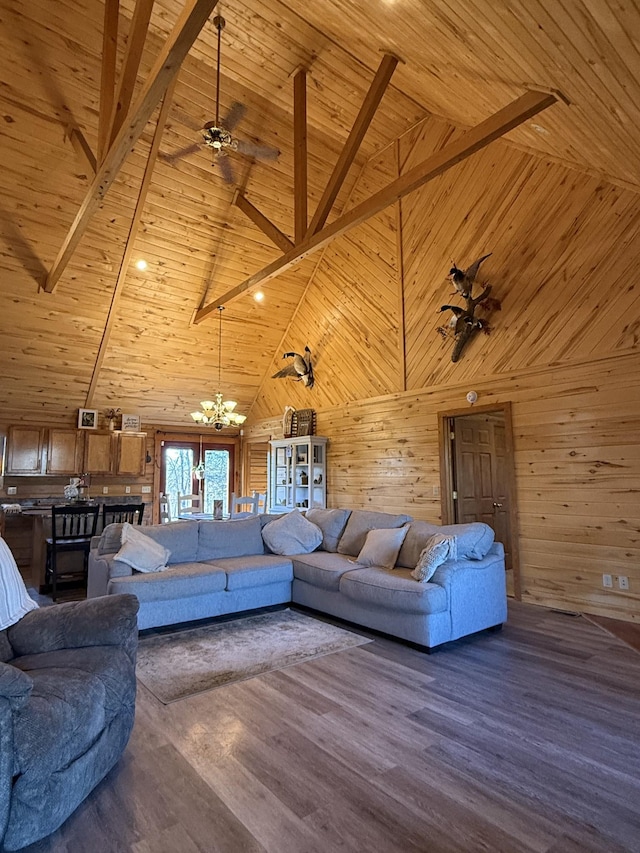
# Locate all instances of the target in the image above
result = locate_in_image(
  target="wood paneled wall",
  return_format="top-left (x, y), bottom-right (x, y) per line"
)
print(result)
top-left (249, 115), bottom-right (640, 623)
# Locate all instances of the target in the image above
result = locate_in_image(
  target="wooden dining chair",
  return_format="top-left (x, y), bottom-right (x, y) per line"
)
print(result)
top-left (46, 505), bottom-right (100, 601)
top-left (102, 502), bottom-right (145, 529)
top-left (177, 493), bottom-right (202, 516)
top-left (230, 493), bottom-right (259, 518)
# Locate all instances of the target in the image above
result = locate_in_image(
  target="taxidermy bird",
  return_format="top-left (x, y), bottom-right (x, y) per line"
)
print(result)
top-left (272, 346), bottom-right (314, 388)
top-left (449, 253), bottom-right (492, 298)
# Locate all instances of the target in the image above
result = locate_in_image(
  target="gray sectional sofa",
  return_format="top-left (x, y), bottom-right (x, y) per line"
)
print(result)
top-left (87, 508), bottom-right (507, 649)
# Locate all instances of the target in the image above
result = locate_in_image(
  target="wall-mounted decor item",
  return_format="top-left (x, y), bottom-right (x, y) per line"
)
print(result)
top-left (271, 347), bottom-right (314, 388)
top-left (437, 253), bottom-right (501, 362)
top-left (283, 406), bottom-right (295, 438)
top-left (121, 414), bottom-right (141, 432)
top-left (292, 409), bottom-right (316, 436)
top-left (78, 409), bottom-right (98, 429)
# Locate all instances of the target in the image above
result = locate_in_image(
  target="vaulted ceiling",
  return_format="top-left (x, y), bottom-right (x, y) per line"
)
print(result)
top-left (2, 0), bottom-right (640, 428)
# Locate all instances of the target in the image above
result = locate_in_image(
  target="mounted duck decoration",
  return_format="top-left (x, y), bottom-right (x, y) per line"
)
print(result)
top-left (437, 253), bottom-right (501, 362)
top-left (272, 347), bottom-right (315, 388)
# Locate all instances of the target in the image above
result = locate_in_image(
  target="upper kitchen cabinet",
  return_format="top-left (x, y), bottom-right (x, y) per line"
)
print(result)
top-left (46, 429), bottom-right (84, 475)
top-left (5, 426), bottom-right (44, 475)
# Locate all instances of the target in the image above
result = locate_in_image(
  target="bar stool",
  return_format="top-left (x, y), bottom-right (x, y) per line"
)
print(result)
top-left (46, 505), bottom-right (100, 601)
top-left (102, 502), bottom-right (145, 529)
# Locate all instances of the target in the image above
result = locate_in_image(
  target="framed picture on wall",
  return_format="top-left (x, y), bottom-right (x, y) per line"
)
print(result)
top-left (121, 413), bottom-right (141, 432)
top-left (78, 409), bottom-right (98, 429)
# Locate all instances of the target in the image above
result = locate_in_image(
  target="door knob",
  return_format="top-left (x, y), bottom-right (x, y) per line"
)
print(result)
top-left (492, 502), bottom-right (503, 508)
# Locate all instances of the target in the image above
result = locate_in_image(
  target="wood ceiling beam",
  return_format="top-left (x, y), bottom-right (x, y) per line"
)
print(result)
top-left (194, 89), bottom-right (557, 320)
top-left (293, 68), bottom-right (308, 244)
top-left (85, 80), bottom-right (177, 408)
top-left (233, 190), bottom-right (294, 253)
top-left (97, 0), bottom-right (119, 164)
top-left (106, 0), bottom-right (155, 150)
top-left (306, 52), bottom-right (399, 238)
top-left (66, 126), bottom-right (97, 175)
top-left (43, 0), bottom-right (219, 295)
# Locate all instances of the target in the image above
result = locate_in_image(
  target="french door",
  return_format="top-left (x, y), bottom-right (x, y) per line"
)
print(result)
top-left (160, 438), bottom-right (235, 520)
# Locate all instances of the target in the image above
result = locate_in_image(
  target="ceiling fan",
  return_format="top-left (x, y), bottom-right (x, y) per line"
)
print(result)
top-left (162, 15), bottom-right (279, 184)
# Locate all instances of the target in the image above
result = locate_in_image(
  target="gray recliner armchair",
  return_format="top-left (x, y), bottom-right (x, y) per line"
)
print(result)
top-left (0, 594), bottom-right (139, 851)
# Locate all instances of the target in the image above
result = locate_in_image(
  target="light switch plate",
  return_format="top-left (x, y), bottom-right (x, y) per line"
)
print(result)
top-left (141, 486), bottom-right (151, 494)
top-left (7, 486), bottom-right (17, 496)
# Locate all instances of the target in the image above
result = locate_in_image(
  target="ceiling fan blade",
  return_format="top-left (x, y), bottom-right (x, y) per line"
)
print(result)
top-left (171, 107), bottom-right (206, 133)
top-left (235, 138), bottom-right (280, 161)
top-left (223, 101), bottom-right (247, 132)
top-left (160, 142), bottom-right (202, 164)
top-left (217, 153), bottom-right (235, 184)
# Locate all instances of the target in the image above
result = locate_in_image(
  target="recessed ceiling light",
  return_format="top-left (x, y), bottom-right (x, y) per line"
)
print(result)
top-left (253, 290), bottom-right (264, 302)
top-left (135, 259), bottom-right (148, 271)
top-left (530, 123), bottom-right (550, 136)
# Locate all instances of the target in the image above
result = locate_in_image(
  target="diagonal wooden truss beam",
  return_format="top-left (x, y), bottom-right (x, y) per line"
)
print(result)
top-left (293, 68), bottom-right (308, 243)
top-left (194, 89), bottom-right (557, 321)
top-left (97, 0), bottom-right (119, 164)
top-left (85, 80), bottom-right (177, 408)
top-left (43, 0), bottom-right (219, 294)
top-left (106, 0), bottom-right (155, 150)
top-left (306, 52), bottom-right (398, 237)
top-left (66, 126), bottom-right (97, 175)
top-left (233, 190), bottom-right (294, 253)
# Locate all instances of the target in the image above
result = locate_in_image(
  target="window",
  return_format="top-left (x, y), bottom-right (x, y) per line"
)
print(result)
top-left (160, 439), bottom-right (235, 519)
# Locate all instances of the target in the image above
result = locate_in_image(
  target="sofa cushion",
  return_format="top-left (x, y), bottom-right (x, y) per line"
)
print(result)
top-left (12, 645), bottom-right (134, 776)
top-left (340, 567), bottom-right (448, 615)
top-left (196, 515), bottom-right (264, 562)
top-left (144, 521), bottom-right (199, 564)
top-left (305, 508), bottom-right (351, 552)
top-left (108, 562), bottom-right (226, 602)
top-left (397, 520), bottom-right (495, 566)
top-left (356, 525), bottom-right (409, 569)
top-left (0, 536), bottom-right (38, 630)
top-left (337, 510), bottom-right (413, 557)
top-left (203, 555), bottom-right (293, 591)
top-left (261, 509), bottom-right (322, 556)
top-left (97, 523), bottom-right (125, 555)
top-left (114, 523), bottom-right (170, 573)
top-left (411, 534), bottom-right (457, 583)
top-left (291, 552), bottom-right (358, 591)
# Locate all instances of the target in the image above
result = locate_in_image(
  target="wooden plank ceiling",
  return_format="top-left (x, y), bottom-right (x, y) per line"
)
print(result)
top-left (1, 0), bottom-right (640, 427)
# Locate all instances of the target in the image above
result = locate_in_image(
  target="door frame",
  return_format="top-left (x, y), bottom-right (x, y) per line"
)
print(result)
top-left (438, 401), bottom-right (521, 599)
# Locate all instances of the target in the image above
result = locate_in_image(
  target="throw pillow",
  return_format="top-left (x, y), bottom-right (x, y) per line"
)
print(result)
top-left (0, 536), bottom-right (38, 630)
top-left (411, 534), bottom-right (457, 583)
top-left (261, 509), bottom-right (322, 556)
top-left (355, 525), bottom-right (409, 569)
top-left (305, 508), bottom-right (351, 552)
top-left (114, 522), bottom-right (171, 573)
top-left (337, 509), bottom-right (413, 557)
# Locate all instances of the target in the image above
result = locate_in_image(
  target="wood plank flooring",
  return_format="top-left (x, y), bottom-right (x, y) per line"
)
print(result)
top-left (22, 602), bottom-right (640, 853)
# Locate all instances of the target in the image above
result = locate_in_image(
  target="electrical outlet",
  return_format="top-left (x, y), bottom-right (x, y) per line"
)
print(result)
top-left (7, 486), bottom-right (17, 496)
top-left (618, 576), bottom-right (629, 591)
top-left (602, 573), bottom-right (613, 588)
top-left (102, 486), bottom-right (109, 495)
top-left (141, 486), bottom-right (151, 494)
top-left (125, 486), bottom-right (131, 494)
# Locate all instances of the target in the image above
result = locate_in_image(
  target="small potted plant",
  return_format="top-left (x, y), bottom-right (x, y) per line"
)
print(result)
top-left (104, 408), bottom-right (121, 431)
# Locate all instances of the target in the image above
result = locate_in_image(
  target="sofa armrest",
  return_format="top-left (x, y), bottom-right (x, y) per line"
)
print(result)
top-left (0, 663), bottom-right (32, 711)
top-left (88, 550), bottom-right (132, 598)
top-left (6, 595), bottom-right (139, 664)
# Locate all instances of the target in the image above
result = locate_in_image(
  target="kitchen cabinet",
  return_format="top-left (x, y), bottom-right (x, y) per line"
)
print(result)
top-left (269, 436), bottom-right (327, 513)
top-left (84, 431), bottom-right (114, 474)
top-left (5, 426), bottom-right (44, 475)
top-left (46, 428), bottom-right (84, 475)
top-left (116, 432), bottom-right (146, 476)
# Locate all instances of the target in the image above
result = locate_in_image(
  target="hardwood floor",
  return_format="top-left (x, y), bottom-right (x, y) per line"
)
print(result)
top-left (22, 602), bottom-right (640, 853)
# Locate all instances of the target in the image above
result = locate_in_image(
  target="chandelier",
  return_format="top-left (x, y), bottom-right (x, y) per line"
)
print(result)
top-left (191, 307), bottom-right (247, 431)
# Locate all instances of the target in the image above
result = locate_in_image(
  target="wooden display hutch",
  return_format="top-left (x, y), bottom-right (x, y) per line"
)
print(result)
top-left (269, 436), bottom-right (327, 513)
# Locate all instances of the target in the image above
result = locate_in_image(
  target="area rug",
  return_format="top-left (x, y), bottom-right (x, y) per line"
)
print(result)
top-left (136, 609), bottom-right (372, 703)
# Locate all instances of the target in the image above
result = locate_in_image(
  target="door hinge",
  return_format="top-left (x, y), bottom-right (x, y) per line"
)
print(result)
top-left (450, 431), bottom-right (455, 440)
top-left (452, 490), bottom-right (458, 500)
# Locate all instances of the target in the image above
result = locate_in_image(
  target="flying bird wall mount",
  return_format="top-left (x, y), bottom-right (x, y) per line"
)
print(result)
top-left (437, 254), bottom-right (501, 362)
top-left (272, 347), bottom-right (315, 388)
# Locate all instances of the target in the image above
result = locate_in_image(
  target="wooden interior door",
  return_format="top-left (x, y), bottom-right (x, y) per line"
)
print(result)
top-left (440, 404), bottom-right (519, 597)
top-left (453, 412), bottom-right (512, 570)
